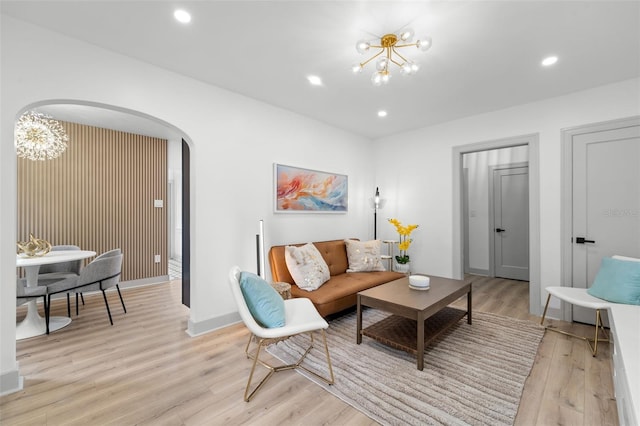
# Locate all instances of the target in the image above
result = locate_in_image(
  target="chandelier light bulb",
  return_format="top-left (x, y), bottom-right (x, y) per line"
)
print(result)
top-left (376, 57), bottom-right (389, 71)
top-left (400, 62), bottom-right (413, 75)
top-left (352, 63), bottom-right (363, 74)
top-left (416, 37), bottom-right (433, 51)
top-left (399, 28), bottom-right (414, 42)
top-left (381, 72), bottom-right (391, 84)
top-left (356, 40), bottom-right (371, 54)
top-left (371, 72), bottom-right (383, 86)
top-left (410, 62), bottom-right (420, 73)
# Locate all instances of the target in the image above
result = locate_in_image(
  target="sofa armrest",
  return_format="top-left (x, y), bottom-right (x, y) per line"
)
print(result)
top-left (268, 245), bottom-right (295, 284)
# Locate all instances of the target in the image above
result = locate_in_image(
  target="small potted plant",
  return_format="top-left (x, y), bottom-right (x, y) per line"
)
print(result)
top-left (388, 218), bottom-right (419, 274)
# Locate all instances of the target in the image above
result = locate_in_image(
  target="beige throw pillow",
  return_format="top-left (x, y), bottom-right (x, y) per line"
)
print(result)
top-left (344, 239), bottom-right (386, 272)
top-left (284, 243), bottom-right (330, 291)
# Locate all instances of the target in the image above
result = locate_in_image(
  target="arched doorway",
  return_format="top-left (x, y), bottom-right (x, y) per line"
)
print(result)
top-left (17, 100), bottom-right (192, 305)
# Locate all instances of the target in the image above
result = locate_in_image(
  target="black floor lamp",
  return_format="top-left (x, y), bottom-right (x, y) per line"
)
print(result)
top-left (373, 187), bottom-right (381, 239)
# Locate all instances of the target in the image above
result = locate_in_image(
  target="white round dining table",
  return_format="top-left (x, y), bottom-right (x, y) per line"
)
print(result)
top-left (16, 250), bottom-right (96, 340)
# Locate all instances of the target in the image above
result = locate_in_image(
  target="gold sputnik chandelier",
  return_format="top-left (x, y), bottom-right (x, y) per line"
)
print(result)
top-left (352, 28), bottom-right (432, 86)
top-left (15, 111), bottom-right (69, 161)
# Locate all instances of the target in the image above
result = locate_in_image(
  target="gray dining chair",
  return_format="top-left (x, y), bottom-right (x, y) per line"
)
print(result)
top-left (17, 279), bottom-right (50, 334)
top-left (38, 245), bottom-right (82, 278)
top-left (38, 244), bottom-right (83, 317)
top-left (44, 249), bottom-right (125, 326)
top-left (74, 249), bottom-right (124, 317)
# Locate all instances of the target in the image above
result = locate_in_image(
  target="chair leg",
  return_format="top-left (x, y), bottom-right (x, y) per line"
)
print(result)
top-left (116, 285), bottom-right (126, 313)
top-left (242, 330), bottom-right (334, 402)
top-left (245, 334), bottom-right (254, 358)
top-left (296, 331), bottom-right (335, 385)
top-left (101, 290), bottom-right (114, 325)
top-left (541, 294), bottom-right (609, 356)
top-left (320, 329), bottom-right (335, 384)
top-left (244, 339), bottom-right (274, 402)
top-left (540, 294), bottom-right (551, 326)
top-left (44, 295), bottom-right (50, 335)
top-left (75, 293), bottom-right (79, 316)
top-left (80, 293), bottom-right (85, 305)
top-left (66, 293), bottom-right (71, 317)
top-left (585, 309), bottom-right (609, 357)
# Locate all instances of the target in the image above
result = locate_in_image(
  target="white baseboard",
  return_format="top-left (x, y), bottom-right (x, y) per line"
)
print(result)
top-left (186, 311), bottom-right (241, 337)
top-left (467, 268), bottom-right (489, 276)
top-left (0, 368), bottom-right (22, 396)
top-left (38, 276), bottom-right (171, 302)
top-left (119, 276), bottom-right (170, 289)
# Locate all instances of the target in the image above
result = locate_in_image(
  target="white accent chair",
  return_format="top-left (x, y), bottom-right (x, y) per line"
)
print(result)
top-left (540, 255), bottom-right (640, 356)
top-left (540, 286), bottom-right (610, 356)
top-left (228, 266), bottom-right (334, 402)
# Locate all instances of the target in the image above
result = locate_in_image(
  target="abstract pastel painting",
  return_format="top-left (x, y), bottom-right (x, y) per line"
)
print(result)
top-left (275, 164), bottom-right (348, 213)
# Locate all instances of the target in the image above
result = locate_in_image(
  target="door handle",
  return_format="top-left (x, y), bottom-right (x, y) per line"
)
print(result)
top-left (575, 237), bottom-right (596, 244)
top-left (495, 228), bottom-right (505, 233)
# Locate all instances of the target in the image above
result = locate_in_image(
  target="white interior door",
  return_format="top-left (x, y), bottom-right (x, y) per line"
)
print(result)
top-left (570, 121), bottom-right (640, 324)
top-left (493, 166), bottom-right (529, 280)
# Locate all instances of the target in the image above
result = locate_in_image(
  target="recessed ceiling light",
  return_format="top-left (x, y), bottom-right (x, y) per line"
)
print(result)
top-left (377, 110), bottom-right (388, 118)
top-left (541, 56), bottom-right (558, 67)
top-left (307, 75), bottom-right (323, 86)
top-left (174, 9), bottom-right (191, 24)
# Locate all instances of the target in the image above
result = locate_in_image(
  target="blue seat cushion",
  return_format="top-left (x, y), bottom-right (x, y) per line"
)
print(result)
top-left (588, 257), bottom-right (640, 305)
top-left (240, 271), bottom-right (285, 328)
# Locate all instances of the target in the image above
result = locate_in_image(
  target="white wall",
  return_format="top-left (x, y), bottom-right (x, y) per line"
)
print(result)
top-left (373, 76), bottom-right (640, 309)
top-left (464, 146), bottom-right (529, 272)
top-left (0, 16), bottom-right (373, 393)
top-left (167, 138), bottom-right (183, 260)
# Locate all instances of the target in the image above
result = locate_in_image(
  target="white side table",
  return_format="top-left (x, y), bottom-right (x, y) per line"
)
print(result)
top-left (271, 282), bottom-right (291, 300)
top-left (381, 240), bottom-right (396, 271)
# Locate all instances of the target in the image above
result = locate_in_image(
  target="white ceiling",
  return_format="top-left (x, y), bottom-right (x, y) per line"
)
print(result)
top-left (2, 1), bottom-right (639, 139)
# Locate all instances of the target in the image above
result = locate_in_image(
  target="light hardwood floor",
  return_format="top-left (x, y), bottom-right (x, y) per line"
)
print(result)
top-left (2, 275), bottom-right (618, 425)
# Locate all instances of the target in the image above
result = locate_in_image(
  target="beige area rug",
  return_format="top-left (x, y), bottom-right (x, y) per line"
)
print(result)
top-left (267, 309), bottom-right (544, 426)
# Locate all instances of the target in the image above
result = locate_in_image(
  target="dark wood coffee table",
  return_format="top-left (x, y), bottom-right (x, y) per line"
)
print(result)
top-left (356, 275), bottom-right (472, 370)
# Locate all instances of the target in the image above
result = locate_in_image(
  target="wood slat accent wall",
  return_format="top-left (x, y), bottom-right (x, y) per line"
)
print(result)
top-left (17, 121), bottom-right (168, 282)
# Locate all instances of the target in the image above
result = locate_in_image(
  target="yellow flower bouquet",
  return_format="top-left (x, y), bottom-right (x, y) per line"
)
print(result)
top-left (388, 218), bottom-right (419, 264)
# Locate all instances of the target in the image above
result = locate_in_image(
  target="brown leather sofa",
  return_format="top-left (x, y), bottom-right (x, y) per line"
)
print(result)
top-left (268, 239), bottom-right (405, 317)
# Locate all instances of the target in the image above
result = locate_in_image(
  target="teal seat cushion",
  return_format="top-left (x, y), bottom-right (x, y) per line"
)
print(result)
top-left (588, 257), bottom-right (640, 305)
top-left (240, 271), bottom-right (285, 328)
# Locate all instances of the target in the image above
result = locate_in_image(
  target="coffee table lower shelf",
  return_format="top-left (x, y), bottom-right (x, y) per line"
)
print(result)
top-left (361, 307), bottom-right (467, 355)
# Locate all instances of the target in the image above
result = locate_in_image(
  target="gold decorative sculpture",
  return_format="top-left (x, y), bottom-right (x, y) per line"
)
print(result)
top-left (17, 233), bottom-right (51, 257)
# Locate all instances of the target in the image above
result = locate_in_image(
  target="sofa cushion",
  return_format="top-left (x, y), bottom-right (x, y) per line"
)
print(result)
top-left (289, 271), bottom-right (405, 316)
top-left (284, 242), bottom-right (330, 291)
top-left (270, 240), bottom-right (353, 284)
top-left (344, 239), bottom-right (385, 272)
top-left (239, 271), bottom-right (285, 328)
top-left (588, 257), bottom-right (640, 305)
